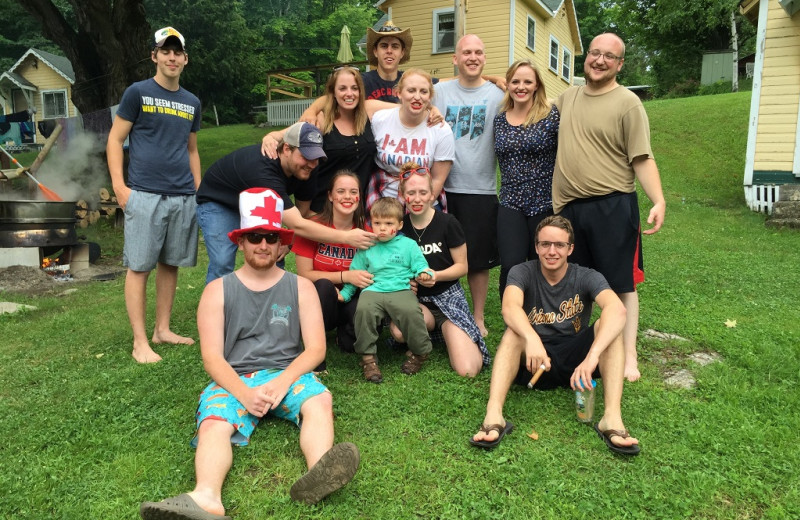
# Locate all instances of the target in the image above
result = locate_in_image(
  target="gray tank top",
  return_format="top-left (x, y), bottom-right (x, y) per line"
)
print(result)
top-left (222, 271), bottom-right (302, 374)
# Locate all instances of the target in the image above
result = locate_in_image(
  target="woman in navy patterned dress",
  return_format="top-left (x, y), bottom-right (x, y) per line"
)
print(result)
top-left (494, 60), bottom-right (560, 297)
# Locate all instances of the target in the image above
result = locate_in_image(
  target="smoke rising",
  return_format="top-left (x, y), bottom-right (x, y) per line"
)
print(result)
top-left (36, 133), bottom-right (108, 204)
top-left (0, 132), bottom-right (108, 203)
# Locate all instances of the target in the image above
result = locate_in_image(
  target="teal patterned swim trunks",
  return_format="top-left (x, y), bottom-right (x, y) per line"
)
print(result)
top-left (191, 369), bottom-right (328, 447)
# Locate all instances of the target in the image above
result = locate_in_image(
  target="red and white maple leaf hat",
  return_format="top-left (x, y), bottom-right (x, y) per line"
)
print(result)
top-left (228, 188), bottom-right (295, 245)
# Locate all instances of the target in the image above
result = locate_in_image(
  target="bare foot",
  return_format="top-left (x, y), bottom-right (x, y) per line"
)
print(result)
top-left (624, 358), bottom-right (641, 382)
top-left (186, 490), bottom-right (225, 517)
top-left (132, 341), bottom-right (162, 364)
top-left (152, 330), bottom-right (195, 345)
top-left (597, 417), bottom-right (639, 448)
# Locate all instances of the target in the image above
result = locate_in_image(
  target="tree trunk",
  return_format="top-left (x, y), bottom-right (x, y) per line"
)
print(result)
top-left (730, 10), bottom-right (739, 93)
top-left (17, 0), bottom-right (152, 114)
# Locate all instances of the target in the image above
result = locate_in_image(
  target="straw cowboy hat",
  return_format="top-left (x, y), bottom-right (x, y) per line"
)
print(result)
top-left (366, 20), bottom-right (413, 66)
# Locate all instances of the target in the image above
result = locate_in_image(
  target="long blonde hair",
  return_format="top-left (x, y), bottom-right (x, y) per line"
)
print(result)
top-left (500, 60), bottom-right (551, 127)
top-left (321, 68), bottom-right (368, 135)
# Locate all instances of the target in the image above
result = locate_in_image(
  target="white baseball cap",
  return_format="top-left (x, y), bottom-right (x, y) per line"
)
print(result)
top-left (154, 27), bottom-right (186, 50)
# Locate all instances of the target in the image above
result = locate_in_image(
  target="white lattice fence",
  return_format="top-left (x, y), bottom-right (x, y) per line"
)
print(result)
top-left (252, 99), bottom-right (314, 127)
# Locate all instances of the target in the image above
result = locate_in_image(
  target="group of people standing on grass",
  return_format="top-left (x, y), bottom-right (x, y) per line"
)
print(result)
top-left (109, 22), bottom-right (663, 520)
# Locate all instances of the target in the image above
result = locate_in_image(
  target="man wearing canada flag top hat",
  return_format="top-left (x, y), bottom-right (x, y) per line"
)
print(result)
top-left (140, 187), bottom-right (359, 519)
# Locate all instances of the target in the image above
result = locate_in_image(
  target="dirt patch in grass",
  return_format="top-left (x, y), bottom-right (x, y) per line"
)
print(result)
top-left (0, 264), bottom-right (124, 296)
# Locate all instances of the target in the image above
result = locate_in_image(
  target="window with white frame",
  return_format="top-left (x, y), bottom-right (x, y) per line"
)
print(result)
top-left (562, 48), bottom-right (572, 82)
top-left (527, 16), bottom-right (536, 51)
top-left (433, 8), bottom-right (455, 54)
top-left (549, 36), bottom-right (559, 73)
top-left (42, 90), bottom-right (67, 119)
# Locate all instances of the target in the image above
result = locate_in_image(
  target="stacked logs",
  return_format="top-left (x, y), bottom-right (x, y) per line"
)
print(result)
top-left (75, 188), bottom-right (122, 228)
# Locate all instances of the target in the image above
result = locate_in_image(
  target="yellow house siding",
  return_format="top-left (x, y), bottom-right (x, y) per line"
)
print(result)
top-left (376, 0), bottom-right (579, 96)
top-left (377, 0), bottom-right (585, 79)
top-left (512, 0), bottom-right (575, 98)
top-left (753, 1), bottom-right (800, 173)
top-left (463, 2), bottom-right (512, 76)
top-left (378, 0), bottom-right (455, 78)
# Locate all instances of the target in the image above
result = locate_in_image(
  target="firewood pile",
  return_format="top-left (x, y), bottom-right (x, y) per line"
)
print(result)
top-left (75, 188), bottom-right (122, 228)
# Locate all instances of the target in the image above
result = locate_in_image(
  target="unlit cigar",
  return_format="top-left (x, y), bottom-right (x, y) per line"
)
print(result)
top-left (527, 363), bottom-right (547, 388)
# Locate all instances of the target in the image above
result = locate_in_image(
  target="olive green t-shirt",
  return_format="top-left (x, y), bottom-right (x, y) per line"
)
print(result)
top-left (552, 85), bottom-right (654, 213)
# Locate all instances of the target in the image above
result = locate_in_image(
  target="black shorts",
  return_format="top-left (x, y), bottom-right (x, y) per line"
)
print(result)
top-left (513, 326), bottom-right (600, 389)
top-left (447, 193), bottom-right (500, 271)
top-left (422, 302), bottom-right (449, 330)
top-left (559, 191), bottom-right (643, 293)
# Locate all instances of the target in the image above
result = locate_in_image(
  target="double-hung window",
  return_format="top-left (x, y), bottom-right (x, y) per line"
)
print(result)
top-left (42, 90), bottom-right (68, 119)
top-left (433, 8), bottom-right (455, 54)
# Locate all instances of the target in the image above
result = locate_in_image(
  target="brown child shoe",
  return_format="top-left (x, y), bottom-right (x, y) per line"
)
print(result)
top-left (360, 355), bottom-right (383, 383)
top-left (400, 351), bottom-right (428, 375)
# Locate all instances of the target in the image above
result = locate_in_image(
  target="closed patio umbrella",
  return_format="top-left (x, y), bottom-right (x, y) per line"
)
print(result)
top-left (337, 25), bottom-right (354, 63)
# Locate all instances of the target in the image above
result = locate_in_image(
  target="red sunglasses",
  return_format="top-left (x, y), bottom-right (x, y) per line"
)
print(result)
top-left (401, 167), bottom-right (431, 180)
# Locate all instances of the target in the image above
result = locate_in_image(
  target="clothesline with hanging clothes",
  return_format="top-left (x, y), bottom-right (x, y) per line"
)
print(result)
top-left (52, 104), bottom-right (121, 149)
top-left (0, 110), bottom-right (33, 145)
top-left (0, 104), bottom-right (120, 148)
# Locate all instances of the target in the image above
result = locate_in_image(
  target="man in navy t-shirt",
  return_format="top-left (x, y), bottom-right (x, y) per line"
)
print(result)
top-left (107, 26), bottom-right (201, 364)
top-left (361, 20), bottom-right (414, 103)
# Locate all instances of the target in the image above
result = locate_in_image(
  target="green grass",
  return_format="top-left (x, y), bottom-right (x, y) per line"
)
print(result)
top-left (2, 93), bottom-right (800, 519)
top-left (195, 124), bottom-right (276, 170)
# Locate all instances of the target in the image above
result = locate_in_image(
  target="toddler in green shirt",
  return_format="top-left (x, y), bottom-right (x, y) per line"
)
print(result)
top-left (338, 198), bottom-right (434, 382)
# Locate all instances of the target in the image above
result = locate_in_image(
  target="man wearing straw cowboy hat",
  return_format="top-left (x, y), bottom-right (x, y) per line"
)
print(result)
top-left (362, 20), bottom-right (416, 103)
top-left (108, 26), bottom-right (201, 364)
top-left (296, 20), bottom-right (420, 123)
top-left (469, 215), bottom-right (640, 456)
top-left (140, 188), bottom-right (360, 519)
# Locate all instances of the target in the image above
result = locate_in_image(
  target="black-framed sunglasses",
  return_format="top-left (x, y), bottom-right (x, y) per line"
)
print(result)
top-left (401, 167), bottom-right (431, 180)
top-left (244, 232), bottom-right (280, 245)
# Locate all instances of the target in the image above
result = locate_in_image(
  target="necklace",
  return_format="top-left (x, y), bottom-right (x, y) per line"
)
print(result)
top-left (411, 223), bottom-right (428, 242)
top-left (410, 212), bottom-right (434, 243)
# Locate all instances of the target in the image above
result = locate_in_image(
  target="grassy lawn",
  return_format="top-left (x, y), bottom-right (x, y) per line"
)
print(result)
top-left (1, 92), bottom-right (799, 519)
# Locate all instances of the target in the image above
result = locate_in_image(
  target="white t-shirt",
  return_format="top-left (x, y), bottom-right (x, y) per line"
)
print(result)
top-left (371, 107), bottom-right (455, 199)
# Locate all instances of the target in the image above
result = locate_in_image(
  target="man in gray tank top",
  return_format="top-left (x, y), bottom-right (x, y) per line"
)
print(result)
top-left (140, 188), bottom-right (360, 520)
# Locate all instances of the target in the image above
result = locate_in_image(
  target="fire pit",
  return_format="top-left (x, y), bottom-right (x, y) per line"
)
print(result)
top-left (0, 200), bottom-right (77, 248)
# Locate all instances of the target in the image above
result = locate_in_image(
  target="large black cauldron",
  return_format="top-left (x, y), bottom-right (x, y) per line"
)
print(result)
top-left (0, 200), bottom-right (77, 248)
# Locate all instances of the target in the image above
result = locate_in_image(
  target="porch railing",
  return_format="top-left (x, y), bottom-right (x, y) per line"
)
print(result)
top-left (252, 99), bottom-right (314, 127)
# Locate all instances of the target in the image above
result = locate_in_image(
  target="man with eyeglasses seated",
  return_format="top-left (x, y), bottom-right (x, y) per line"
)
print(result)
top-left (470, 215), bottom-right (640, 456)
top-left (553, 32), bottom-right (666, 383)
top-left (140, 188), bottom-right (360, 519)
top-left (196, 122), bottom-right (375, 284)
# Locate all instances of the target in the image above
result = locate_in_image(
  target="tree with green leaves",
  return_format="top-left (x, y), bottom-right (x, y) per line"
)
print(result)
top-left (0, 0), bottom-right (61, 71)
top-left (574, 0), bottom-right (755, 96)
top-left (16, 0), bottom-right (152, 114)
